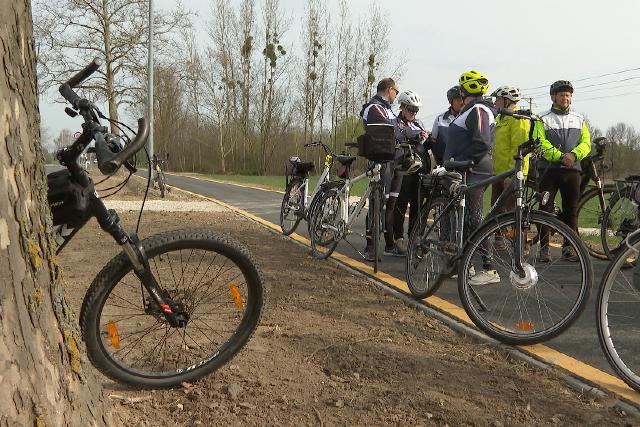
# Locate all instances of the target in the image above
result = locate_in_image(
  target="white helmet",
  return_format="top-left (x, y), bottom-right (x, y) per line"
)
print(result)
top-left (491, 85), bottom-right (521, 102)
top-left (397, 90), bottom-right (423, 107)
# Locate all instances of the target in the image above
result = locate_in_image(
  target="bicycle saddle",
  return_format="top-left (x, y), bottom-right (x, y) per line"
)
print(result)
top-left (443, 159), bottom-right (474, 171)
top-left (289, 159), bottom-right (315, 173)
top-left (335, 155), bottom-right (357, 166)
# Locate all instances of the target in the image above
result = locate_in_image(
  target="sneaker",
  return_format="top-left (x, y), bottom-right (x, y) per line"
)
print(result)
top-left (395, 238), bottom-right (408, 252)
top-left (384, 244), bottom-right (407, 257)
top-left (363, 246), bottom-right (375, 262)
top-left (538, 248), bottom-right (551, 263)
top-left (452, 265), bottom-right (474, 279)
top-left (469, 269), bottom-right (501, 286)
top-left (562, 247), bottom-right (579, 262)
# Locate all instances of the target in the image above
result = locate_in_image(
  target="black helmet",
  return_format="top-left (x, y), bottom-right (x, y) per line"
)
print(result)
top-left (550, 80), bottom-right (574, 95)
top-left (447, 85), bottom-right (464, 102)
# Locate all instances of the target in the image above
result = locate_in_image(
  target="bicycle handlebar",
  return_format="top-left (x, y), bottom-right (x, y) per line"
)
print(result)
top-left (58, 57), bottom-right (149, 175)
top-left (59, 58), bottom-right (103, 109)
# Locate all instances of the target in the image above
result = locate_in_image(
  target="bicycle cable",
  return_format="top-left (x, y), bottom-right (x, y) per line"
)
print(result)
top-left (136, 146), bottom-right (153, 234)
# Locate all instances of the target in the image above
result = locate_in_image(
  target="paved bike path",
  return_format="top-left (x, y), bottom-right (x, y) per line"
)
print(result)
top-left (117, 168), bottom-right (637, 403)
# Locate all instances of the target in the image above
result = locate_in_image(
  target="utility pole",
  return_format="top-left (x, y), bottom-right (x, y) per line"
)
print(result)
top-left (147, 0), bottom-right (154, 177)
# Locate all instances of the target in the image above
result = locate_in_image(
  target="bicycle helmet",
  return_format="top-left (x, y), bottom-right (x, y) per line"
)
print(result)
top-left (459, 70), bottom-right (489, 95)
top-left (396, 149), bottom-right (423, 176)
top-left (397, 90), bottom-right (423, 107)
top-left (550, 80), bottom-right (574, 95)
top-left (446, 85), bottom-right (463, 102)
top-left (491, 85), bottom-right (521, 102)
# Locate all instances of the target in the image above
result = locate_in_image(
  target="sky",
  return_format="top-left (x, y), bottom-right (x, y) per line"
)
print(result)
top-left (39, 0), bottom-right (640, 139)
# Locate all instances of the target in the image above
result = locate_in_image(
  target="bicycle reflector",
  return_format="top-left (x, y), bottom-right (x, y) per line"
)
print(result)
top-left (229, 284), bottom-right (244, 311)
top-left (107, 320), bottom-right (121, 349)
top-left (515, 321), bottom-right (534, 331)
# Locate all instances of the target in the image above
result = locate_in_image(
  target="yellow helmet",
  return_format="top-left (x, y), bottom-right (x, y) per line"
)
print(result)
top-left (459, 70), bottom-right (489, 95)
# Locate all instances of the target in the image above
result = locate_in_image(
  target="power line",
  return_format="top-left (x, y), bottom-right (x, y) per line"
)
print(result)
top-left (522, 66), bottom-right (640, 91)
top-left (577, 90), bottom-right (640, 102)
top-left (523, 75), bottom-right (640, 100)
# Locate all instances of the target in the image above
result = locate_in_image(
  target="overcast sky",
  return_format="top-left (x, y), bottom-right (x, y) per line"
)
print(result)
top-left (39, 0), bottom-right (640, 138)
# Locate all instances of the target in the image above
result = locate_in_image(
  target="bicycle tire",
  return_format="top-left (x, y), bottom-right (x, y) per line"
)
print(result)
top-left (310, 188), bottom-right (341, 259)
top-left (406, 197), bottom-right (453, 298)
top-left (458, 211), bottom-right (592, 345)
top-left (371, 184), bottom-right (382, 273)
top-left (280, 178), bottom-right (304, 235)
top-left (602, 185), bottom-right (638, 260)
top-left (596, 233), bottom-right (640, 392)
top-left (158, 172), bottom-right (166, 198)
top-left (576, 185), bottom-right (616, 260)
top-left (80, 229), bottom-right (264, 388)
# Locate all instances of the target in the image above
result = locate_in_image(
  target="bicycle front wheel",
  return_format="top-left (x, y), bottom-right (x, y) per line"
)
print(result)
top-left (458, 211), bottom-right (592, 345)
top-left (577, 185), bottom-right (616, 260)
top-left (80, 229), bottom-right (264, 388)
top-left (280, 178), bottom-right (305, 235)
top-left (406, 197), bottom-right (455, 298)
top-left (602, 185), bottom-right (638, 260)
top-left (597, 234), bottom-right (640, 392)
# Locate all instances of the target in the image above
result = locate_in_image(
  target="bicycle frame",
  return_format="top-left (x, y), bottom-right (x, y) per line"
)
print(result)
top-left (322, 163), bottom-right (382, 236)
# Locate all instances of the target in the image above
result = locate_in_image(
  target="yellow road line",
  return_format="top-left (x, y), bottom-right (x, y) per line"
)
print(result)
top-left (138, 174), bottom-right (640, 404)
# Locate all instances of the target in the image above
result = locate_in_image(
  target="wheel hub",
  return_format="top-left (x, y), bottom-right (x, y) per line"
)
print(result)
top-left (509, 263), bottom-right (538, 290)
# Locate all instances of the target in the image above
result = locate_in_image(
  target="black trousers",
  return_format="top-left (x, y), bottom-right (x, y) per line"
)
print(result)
top-left (393, 173), bottom-right (420, 240)
top-left (539, 168), bottom-right (581, 247)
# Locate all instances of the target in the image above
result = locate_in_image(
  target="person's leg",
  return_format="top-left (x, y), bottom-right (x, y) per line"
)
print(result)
top-left (384, 173), bottom-right (404, 254)
top-left (466, 175), bottom-right (500, 285)
top-left (558, 169), bottom-right (581, 260)
top-left (394, 177), bottom-right (411, 240)
top-left (538, 168), bottom-right (561, 261)
top-left (406, 174), bottom-right (421, 236)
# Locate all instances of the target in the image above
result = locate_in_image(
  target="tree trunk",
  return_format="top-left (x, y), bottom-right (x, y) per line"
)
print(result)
top-left (0, 2), bottom-right (110, 425)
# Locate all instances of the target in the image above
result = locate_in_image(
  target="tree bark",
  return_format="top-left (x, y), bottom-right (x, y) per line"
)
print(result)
top-left (0, 2), bottom-right (110, 425)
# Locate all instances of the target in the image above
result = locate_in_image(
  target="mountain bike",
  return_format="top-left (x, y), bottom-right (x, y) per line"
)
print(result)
top-left (596, 215), bottom-right (640, 392)
top-left (601, 176), bottom-right (640, 260)
top-left (152, 156), bottom-right (168, 198)
top-left (406, 110), bottom-right (592, 345)
top-left (280, 142), bottom-right (336, 235)
top-left (309, 146), bottom-right (386, 273)
top-left (48, 58), bottom-right (264, 388)
top-left (527, 136), bottom-right (615, 260)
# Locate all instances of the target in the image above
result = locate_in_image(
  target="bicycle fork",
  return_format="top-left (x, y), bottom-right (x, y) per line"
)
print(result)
top-left (94, 198), bottom-right (188, 327)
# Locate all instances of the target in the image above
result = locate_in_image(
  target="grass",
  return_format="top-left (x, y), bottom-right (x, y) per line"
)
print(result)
top-left (202, 174), bottom-right (370, 197)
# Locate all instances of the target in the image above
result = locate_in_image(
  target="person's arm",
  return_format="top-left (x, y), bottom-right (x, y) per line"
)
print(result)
top-left (571, 121), bottom-right (592, 161)
top-left (364, 103), bottom-right (394, 127)
top-left (431, 116), bottom-right (440, 139)
top-left (510, 117), bottom-right (530, 176)
top-left (538, 120), bottom-right (563, 163)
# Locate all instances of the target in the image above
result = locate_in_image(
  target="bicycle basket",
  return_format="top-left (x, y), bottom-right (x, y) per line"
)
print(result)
top-left (437, 171), bottom-right (463, 196)
top-left (356, 125), bottom-right (395, 162)
top-left (47, 170), bottom-right (92, 226)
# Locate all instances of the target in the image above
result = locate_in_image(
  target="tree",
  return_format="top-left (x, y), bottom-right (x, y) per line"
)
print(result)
top-left (0, 1), bottom-right (110, 425)
top-left (33, 0), bottom-right (190, 134)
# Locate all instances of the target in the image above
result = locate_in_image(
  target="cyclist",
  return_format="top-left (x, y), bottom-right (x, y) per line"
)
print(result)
top-left (490, 85), bottom-right (532, 222)
top-left (394, 90), bottom-right (429, 247)
top-left (430, 85), bottom-right (464, 166)
top-left (538, 80), bottom-right (591, 262)
top-left (360, 77), bottom-right (404, 260)
top-left (443, 70), bottom-right (499, 285)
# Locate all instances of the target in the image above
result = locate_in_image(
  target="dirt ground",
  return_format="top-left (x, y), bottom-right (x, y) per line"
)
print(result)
top-left (57, 174), bottom-right (638, 426)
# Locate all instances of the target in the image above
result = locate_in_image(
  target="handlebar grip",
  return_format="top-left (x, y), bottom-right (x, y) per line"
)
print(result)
top-left (59, 83), bottom-right (81, 108)
top-left (66, 57), bottom-right (103, 88)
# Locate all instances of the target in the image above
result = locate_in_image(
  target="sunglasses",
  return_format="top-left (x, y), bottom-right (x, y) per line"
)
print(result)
top-left (391, 87), bottom-right (399, 95)
top-left (406, 107), bottom-right (419, 114)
